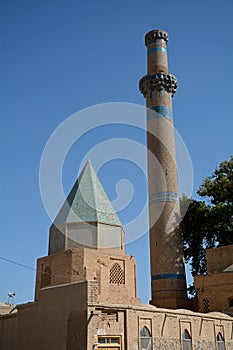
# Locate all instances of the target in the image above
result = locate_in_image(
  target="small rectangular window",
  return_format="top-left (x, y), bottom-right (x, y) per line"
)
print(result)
top-left (98, 336), bottom-right (121, 347)
top-left (111, 338), bottom-right (119, 343)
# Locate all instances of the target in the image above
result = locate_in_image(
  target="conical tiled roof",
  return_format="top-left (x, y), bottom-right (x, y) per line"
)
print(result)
top-left (53, 160), bottom-right (122, 227)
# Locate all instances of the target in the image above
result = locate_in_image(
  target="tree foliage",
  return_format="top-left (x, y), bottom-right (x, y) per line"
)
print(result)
top-left (198, 156), bottom-right (233, 205)
top-left (181, 156), bottom-right (233, 277)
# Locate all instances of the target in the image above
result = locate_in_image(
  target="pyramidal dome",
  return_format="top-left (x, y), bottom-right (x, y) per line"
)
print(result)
top-left (49, 161), bottom-right (124, 254)
top-left (53, 160), bottom-right (122, 226)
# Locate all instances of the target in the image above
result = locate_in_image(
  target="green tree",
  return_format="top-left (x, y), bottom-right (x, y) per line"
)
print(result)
top-left (181, 156), bottom-right (233, 277)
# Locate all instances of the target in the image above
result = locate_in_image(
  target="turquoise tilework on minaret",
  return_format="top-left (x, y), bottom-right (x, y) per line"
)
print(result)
top-left (149, 192), bottom-right (178, 203)
top-left (148, 106), bottom-right (173, 121)
top-left (147, 47), bottom-right (167, 54)
top-left (53, 160), bottom-right (122, 227)
top-left (151, 273), bottom-right (186, 280)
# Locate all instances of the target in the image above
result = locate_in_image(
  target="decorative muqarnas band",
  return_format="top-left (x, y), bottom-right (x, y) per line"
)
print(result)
top-left (145, 30), bottom-right (169, 46)
top-left (149, 192), bottom-right (179, 203)
top-left (139, 73), bottom-right (178, 97)
top-left (148, 106), bottom-right (173, 121)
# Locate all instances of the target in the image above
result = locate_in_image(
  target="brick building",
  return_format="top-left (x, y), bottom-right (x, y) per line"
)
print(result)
top-left (0, 29), bottom-right (233, 350)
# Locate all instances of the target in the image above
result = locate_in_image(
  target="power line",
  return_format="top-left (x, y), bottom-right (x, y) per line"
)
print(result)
top-left (0, 256), bottom-right (36, 271)
top-left (0, 256), bottom-right (51, 275)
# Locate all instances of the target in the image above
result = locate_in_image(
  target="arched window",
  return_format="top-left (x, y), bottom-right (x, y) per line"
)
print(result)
top-left (40, 266), bottom-right (51, 288)
top-left (182, 329), bottom-right (192, 350)
top-left (140, 326), bottom-right (152, 350)
top-left (229, 298), bottom-right (233, 307)
top-left (110, 263), bottom-right (125, 284)
top-left (217, 332), bottom-right (226, 350)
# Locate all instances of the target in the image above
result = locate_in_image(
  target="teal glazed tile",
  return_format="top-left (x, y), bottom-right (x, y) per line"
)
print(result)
top-left (53, 160), bottom-right (122, 227)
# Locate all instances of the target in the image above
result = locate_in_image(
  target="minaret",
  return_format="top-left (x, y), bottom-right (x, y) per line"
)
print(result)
top-left (139, 29), bottom-right (188, 309)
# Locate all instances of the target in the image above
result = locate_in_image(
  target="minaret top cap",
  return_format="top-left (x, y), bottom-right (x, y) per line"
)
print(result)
top-left (145, 29), bottom-right (169, 46)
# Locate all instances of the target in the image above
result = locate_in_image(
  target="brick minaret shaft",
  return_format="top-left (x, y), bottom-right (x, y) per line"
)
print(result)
top-left (139, 29), bottom-right (188, 309)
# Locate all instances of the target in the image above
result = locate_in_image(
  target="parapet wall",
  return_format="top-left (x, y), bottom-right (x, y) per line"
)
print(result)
top-left (207, 245), bottom-right (233, 273)
top-left (87, 302), bottom-right (233, 350)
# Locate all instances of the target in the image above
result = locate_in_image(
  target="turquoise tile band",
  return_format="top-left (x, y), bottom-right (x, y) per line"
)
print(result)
top-left (148, 106), bottom-right (173, 120)
top-left (149, 192), bottom-right (178, 203)
top-left (147, 47), bottom-right (167, 54)
top-left (152, 290), bottom-right (187, 293)
top-left (152, 273), bottom-right (186, 281)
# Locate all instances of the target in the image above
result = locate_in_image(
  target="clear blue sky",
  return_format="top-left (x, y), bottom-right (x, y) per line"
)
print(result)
top-left (1, 0), bottom-right (232, 305)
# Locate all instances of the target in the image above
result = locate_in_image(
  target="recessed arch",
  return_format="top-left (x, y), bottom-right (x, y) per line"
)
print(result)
top-left (217, 332), bottom-right (225, 350)
top-left (40, 265), bottom-right (51, 288)
top-left (140, 326), bottom-right (152, 350)
top-left (182, 329), bottom-right (192, 350)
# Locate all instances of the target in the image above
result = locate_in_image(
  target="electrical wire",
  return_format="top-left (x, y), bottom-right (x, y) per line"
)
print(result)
top-left (0, 256), bottom-right (51, 275)
top-left (0, 256), bottom-right (35, 271)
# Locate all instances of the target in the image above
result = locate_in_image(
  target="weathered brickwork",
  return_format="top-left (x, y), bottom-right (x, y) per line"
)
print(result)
top-left (194, 245), bottom-right (233, 314)
top-left (87, 303), bottom-right (233, 350)
top-left (193, 340), bottom-right (216, 350)
top-left (153, 338), bottom-right (181, 349)
top-left (35, 246), bottom-right (139, 306)
top-left (207, 245), bottom-right (233, 274)
top-left (139, 29), bottom-right (188, 309)
top-left (88, 280), bottom-right (99, 304)
top-left (2, 286), bottom-right (233, 350)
